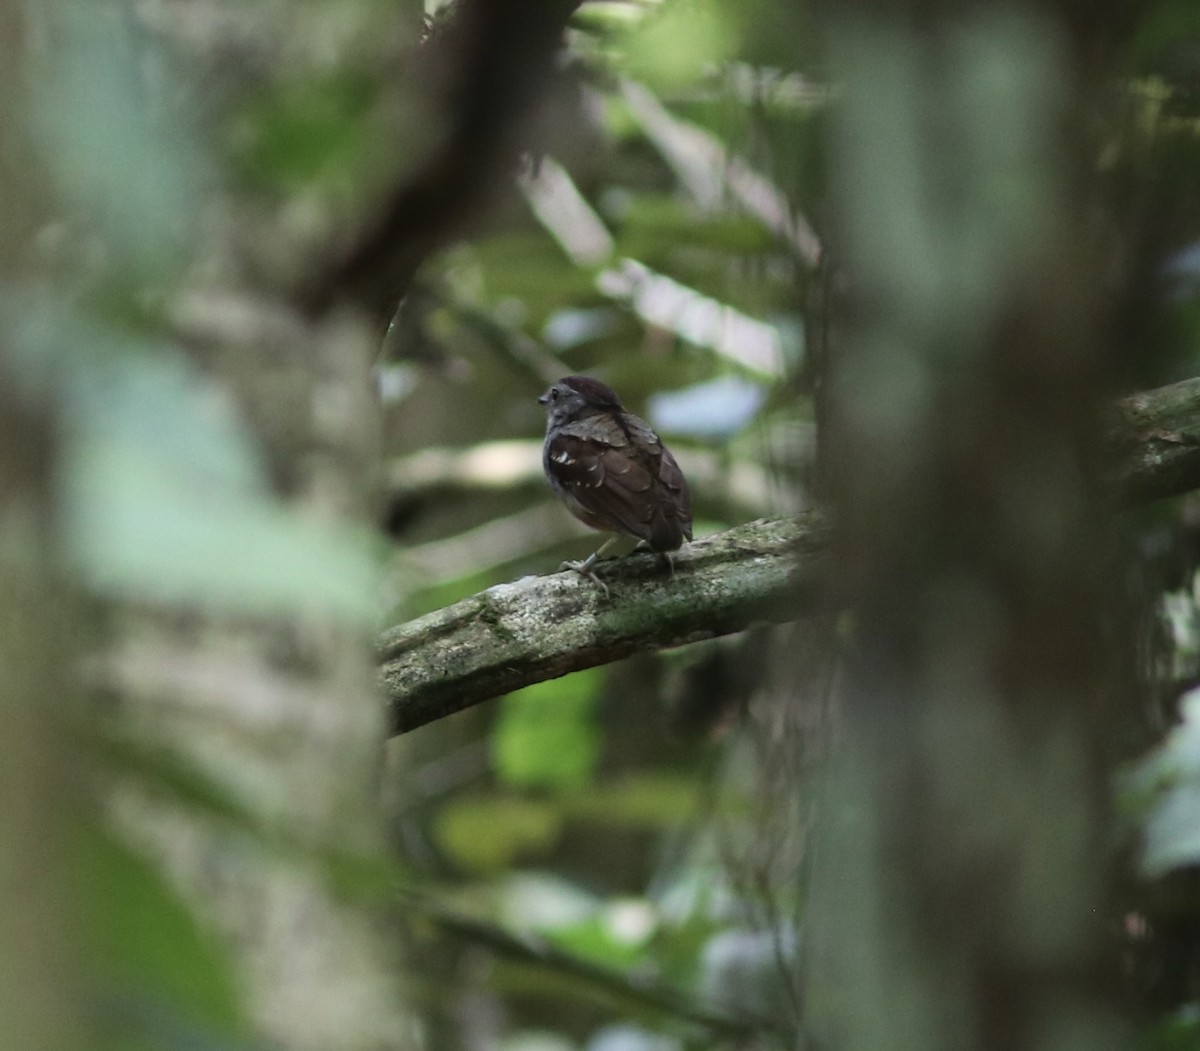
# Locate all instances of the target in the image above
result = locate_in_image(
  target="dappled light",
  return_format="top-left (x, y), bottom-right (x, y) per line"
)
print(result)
top-left (4, 1), bottom-right (1200, 1050)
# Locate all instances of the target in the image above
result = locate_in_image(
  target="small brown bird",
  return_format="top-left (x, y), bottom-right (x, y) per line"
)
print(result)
top-left (539, 375), bottom-right (692, 592)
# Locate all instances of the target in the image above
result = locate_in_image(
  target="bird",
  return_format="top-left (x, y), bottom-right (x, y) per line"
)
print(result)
top-left (538, 375), bottom-right (692, 593)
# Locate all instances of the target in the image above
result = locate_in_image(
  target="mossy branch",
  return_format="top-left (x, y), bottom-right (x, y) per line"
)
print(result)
top-left (382, 376), bottom-right (1200, 735)
top-left (381, 514), bottom-right (832, 733)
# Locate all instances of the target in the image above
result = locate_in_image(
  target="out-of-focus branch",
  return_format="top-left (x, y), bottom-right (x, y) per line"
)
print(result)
top-left (380, 375), bottom-right (1200, 735)
top-left (404, 890), bottom-right (784, 1038)
top-left (1109, 376), bottom-right (1200, 504)
top-left (302, 0), bottom-right (583, 323)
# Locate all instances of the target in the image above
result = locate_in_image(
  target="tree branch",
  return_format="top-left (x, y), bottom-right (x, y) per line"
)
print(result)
top-left (381, 514), bottom-right (832, 733)
top-left (1108, 376), bottom-right (1200, 504)
top-left (403, 891), bottom-right (783, 1038)
top-left (382, 376), bottom-right (1200, 735)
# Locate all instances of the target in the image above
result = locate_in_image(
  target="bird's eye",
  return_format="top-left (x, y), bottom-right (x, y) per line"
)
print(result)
top-left (550, 389), bottom-right (559, 400)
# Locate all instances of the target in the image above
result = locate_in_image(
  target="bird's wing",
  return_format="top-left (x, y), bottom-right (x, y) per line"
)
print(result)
top-left (657, 444), bottom-right (693, 543)
top-left (548, 417), bottom-right (659, 541)
top-left (621, 414), bottom-right (691, 547)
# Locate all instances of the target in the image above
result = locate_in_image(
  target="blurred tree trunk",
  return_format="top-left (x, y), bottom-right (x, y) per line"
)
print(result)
top-left (0, 7), bottom-right (82, 1049)
top-left (80, 0), bottom-right (579, 1045)
top-left (114, 306), bottom-right (413, 1050)
top-left (0, 374), bottom-right (79, 1051)
top-left (28, 3), bottom-right (418, 1048)
top-left (808, 4), bottom-right (1131, 1048)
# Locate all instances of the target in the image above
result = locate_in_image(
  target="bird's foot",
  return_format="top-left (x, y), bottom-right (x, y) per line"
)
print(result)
top-left (632, 541), bottom-right (677, 577)
top-left (559, 555), bottom-right (609, 597)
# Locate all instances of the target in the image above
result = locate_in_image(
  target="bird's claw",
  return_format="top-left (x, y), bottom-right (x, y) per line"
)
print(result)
top-left (560, 558), bottom-right (610, 597)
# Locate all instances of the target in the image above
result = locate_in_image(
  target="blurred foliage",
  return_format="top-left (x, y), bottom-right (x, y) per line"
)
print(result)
top-left (233, 71), bottom-right (383, 193)
top-left (493, 672), bottom-right (603, 790)
top-left (384, 0), bottom-right (1200, 1046)
top-left (44, 323), bottom-right (377, 621)
top-left (11, 0), bottom-right (1200, 1048)
top-left (74, 817), bottom-right (249, 1050)
top-left (381, 10), bottom-right (830, 1039)
top-left (7, 3), bottom-right (393, 1050)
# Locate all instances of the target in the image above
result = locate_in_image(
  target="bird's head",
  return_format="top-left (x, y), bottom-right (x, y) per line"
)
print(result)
top-left (538, 375), bottom-right (624, 430)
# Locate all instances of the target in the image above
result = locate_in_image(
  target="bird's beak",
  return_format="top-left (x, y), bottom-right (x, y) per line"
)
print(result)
top-left (537, 394), bottom-right (548, 405)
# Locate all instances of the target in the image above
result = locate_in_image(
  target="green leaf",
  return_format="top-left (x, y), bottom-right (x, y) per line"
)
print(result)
top-left (543, 903), bottom-right (657, 970)
top-left (66, 433), bottom-right (378, 622)
top-left (1130, 4), bottom-right (1200, 75)
top-left (492, 672), bottom-right (602, 790)
top-left (1147, 1004), bottom-right (1200, 1051)
top-left (33, 2), bottom-right (208, 273)
top-left (618, 0), bottom-right (741, 90)
top-left (233, 72), bottom-right (387, 195)
top-left (615, 195), bottom-right (775, 260)
top-left (458, 235), bottom-right (600, 310)
top-left (434, 797), bottom-right (563, 872)
top-left (74, 817), bottom-right (248, 1048)
top-left (1134, 691), bottom-right (1200, 875)
top-left (563, 772), bottom-right (706, 827)
top-left (9, 307), bottom-right (378, 623)
top-left (1143, 784), bottom-right (1200, 877)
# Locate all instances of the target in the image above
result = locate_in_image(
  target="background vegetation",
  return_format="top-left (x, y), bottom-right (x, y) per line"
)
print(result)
top-left (6, 1), bottom-right (1200, 1049)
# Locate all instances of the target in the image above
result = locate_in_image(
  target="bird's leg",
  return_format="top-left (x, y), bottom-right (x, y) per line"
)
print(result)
top-left (628, 540), bottom-right (680, 576)
top-left (561, 536), bottom-right (620, 596)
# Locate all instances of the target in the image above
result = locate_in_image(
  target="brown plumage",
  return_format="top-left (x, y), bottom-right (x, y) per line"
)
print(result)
top-left (539, 376), bottom-right (692, 589)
